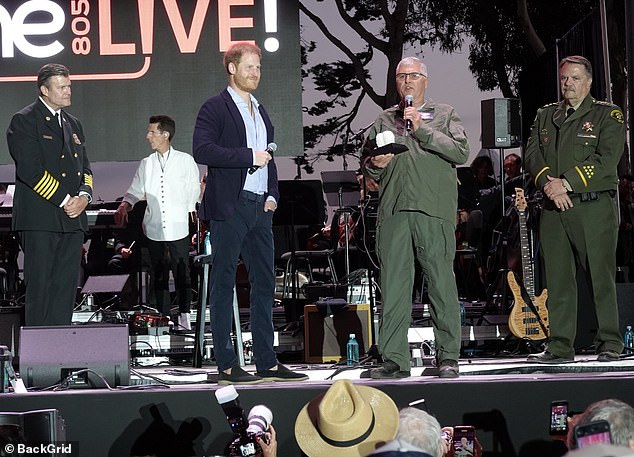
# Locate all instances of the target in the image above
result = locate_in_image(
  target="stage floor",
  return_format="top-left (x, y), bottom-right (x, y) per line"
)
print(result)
top-left (131, 353), bottom-right (634, 384)
top-left (3, 354), bottom-right (634, 457)
top-left (5, 306), bottom-right (634, 456)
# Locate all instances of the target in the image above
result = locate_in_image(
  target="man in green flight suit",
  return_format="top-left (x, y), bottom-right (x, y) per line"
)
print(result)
top-left (525, 55), bottom-right (625, 363)
top-left (362, 56), bottom-right (469, 379)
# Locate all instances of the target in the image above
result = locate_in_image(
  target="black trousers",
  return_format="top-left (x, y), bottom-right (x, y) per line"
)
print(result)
top-left (146, 236), bottom-right (192, 315)
top-left (19, 230), bottom-right (84, 326)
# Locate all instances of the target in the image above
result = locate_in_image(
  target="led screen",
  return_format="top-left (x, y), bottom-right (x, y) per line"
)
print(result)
top-left (0, 0), bottom-right (302, 164)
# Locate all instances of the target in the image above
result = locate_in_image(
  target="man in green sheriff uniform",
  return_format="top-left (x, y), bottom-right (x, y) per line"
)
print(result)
top-left (525, 55), bottom-right (625, 363)
top-left (362, 56), bottom-right (469, 379)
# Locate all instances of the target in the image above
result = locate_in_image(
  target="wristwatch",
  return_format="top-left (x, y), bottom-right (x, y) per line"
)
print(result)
top-left (562, 178), bottom-right (573, 193)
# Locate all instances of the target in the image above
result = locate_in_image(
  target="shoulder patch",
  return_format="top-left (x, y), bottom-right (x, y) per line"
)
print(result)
top-left (610, 109), bottom-right (624, 124)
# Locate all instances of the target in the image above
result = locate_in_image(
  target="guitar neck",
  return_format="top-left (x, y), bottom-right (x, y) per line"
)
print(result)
top-left (518, 211), bottom-right (534, 297)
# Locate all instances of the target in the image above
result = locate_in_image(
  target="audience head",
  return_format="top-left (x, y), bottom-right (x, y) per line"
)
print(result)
top-left (365, 407), bottom-right (444, 457)
top-left (396, 408), bottom-right (443, 457)
top-left (295, 380), bottom-right (399, 457)
top-left (470, 156), bottom-right (494, 182)
top-left (568, 399), bottom-right (634, 450)
top-left (619, 175), bottom-right (634, 199)
top-left (503, 153), bottom-right (522, 179)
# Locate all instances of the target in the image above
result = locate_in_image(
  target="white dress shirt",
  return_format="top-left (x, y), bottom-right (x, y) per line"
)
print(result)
top-left (123, 147), bottom-right (200, 241)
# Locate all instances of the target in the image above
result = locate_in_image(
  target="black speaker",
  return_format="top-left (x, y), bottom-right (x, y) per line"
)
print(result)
top-left (0, 409), bottom-right (66, 445)
top-left (617, 283), bottom-right (634, 330)
top-left (19, 324), bottom-right (130, 388)
top-left (575, 278), bottom-right (634, 349)
top-left (304, 303), bottom-right (372, 363)
top-left (481, 98), bottom-right (521, 148)
top-left (0, 306), bottom-right (23, 362)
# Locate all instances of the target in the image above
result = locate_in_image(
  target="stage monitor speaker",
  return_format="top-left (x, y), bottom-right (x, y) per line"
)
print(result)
top-left (19, 324), bottom-right (130, 388)
top-left (0, 409), bottom-right (66, 446)
top-left (481, 98), bottom-right (521, 148)
top-left (574, 277), bottom-right (634, 349)
top-left (617, 283), bottom-right (634, 330)
top-left (304, 303), bottom-right (371, 363)
top-left (0, 306), bottom-right (23, 362)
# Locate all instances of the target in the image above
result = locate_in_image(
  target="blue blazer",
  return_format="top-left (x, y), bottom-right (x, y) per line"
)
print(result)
top-left (193, 89), bottom-right (279, 221)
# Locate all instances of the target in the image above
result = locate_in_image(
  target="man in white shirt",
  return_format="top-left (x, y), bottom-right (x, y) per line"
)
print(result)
top-left (115, 115), bottom-right (200, 329)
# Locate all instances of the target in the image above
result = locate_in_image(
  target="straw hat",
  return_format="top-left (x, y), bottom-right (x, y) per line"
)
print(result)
top-left (295, 380), bottom-right (399, 457)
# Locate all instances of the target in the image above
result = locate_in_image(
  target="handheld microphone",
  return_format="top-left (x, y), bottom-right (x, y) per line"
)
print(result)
top-left (404, 95), bottom-right (414, 132)
top-left (248, 142), bottom-right (277, 175)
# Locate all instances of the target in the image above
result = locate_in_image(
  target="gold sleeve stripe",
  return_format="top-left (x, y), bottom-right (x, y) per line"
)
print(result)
top-left (42, 179), bottom-right (59, 200)
top-left (84, 173), bottom-right (93, 189)
top-left (33, 171), bottom-right (60, 200)
top-left (575, 166), bottom-right (588, 187)
top-left (534, 166), bottom-right (550, 185)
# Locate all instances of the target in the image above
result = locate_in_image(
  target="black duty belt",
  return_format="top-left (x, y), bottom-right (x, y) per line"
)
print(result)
top-left (569, 189), bottom-right (616, 202)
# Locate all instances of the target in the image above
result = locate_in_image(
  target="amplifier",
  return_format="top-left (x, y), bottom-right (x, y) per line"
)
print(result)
top-left (0, 306), bottom-right (23, 362)
top-left (304, 303), bottom-right (372, 363)
top-left (304, 283), bottom-right (347, 303)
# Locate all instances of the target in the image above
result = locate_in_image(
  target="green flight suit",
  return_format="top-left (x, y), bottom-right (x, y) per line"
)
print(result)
top-left (525, 95), bottom-right (625, 358)
top-left (364, 100), bottom-right (469, 371)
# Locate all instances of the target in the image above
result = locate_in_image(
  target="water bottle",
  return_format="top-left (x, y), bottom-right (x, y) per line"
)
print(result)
top-left (204, 231), bottom-right (212, 255)
top-left (346, 333), bottom-right (359, 366)
top-left (624, 325), bottom-right (634, 353)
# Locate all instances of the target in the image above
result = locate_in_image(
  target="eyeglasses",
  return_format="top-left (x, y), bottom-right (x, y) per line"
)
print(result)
top-left (396, 72), bottom-right (426, 81)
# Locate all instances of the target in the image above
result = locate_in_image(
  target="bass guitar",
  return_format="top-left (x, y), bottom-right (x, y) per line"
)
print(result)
top-left (507, 188), bottom-right (549, 340)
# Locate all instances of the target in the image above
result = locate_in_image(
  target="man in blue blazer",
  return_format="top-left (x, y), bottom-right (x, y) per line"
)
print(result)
top-left (193, 42), bottom-right (307, 384)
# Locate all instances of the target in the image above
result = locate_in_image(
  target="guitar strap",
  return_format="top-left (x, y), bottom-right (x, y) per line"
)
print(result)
top-left (516, 275), bottom-right (549, 336)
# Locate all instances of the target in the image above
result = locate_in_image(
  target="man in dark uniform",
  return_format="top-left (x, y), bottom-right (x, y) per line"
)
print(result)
top-left (525, 55), bottom-right (625, 363)
top-left (7, 63), bottom-right (93, 326)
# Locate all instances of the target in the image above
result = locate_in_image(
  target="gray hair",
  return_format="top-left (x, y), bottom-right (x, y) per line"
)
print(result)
top-left (568, 399), bottom-right (634, 449)
top-left (397, 57), bottom-right (428, 77)
top-left (560, 55), bottom-right (593, 79)
top-left (397, 408), bottom-right (442, 457)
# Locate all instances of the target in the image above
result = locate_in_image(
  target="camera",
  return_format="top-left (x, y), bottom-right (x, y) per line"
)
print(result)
top-left (215, 385), bottom-right (273, 457)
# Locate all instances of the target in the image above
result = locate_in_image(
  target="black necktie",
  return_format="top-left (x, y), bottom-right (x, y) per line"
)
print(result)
top-left (55, 113), bottom-right (63, 137)
top-left (566, 107), bottom-right (575, 118)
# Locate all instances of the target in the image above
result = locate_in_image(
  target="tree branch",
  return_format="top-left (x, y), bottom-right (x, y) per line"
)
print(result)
top-left (299, 1), bottom-right (382, 103)
top-left (334, 0), bottom-right (389, 54)
top-left (516, 0), bottom-right (546, 57)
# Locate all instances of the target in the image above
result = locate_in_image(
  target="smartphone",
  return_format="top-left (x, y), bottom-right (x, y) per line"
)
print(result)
top-left (549, 400), bottom-right (568, 435)
top-left (453, 425), bottom-right (476, 457)
top-left (574, 420), bottom-right (612, 448)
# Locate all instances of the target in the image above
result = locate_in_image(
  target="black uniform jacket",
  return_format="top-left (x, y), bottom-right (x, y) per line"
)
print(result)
top-left (7, 99), bottom-right (92, 233)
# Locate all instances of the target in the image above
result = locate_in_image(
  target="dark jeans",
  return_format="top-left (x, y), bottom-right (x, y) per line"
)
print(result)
top-left (208, 191), bottom-right (277, 372)
top-left (146, 236), bottom-right (192, 315)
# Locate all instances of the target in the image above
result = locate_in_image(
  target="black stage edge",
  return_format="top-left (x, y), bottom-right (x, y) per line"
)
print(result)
top-left (1, 363), bottom-right (634, 456)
